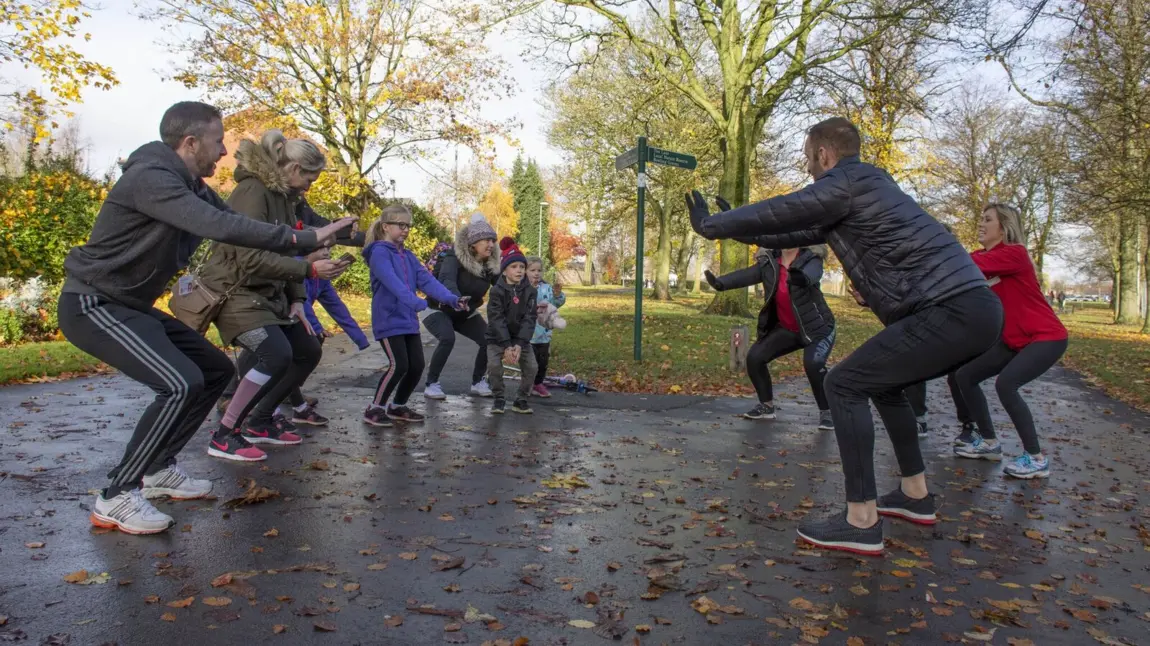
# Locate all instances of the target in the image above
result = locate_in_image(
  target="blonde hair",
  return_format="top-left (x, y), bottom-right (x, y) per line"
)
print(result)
top-left (260, 129), bottom-right (326, 173)
top-left (364, 205), bottom-right (414, 246)
top-left (984, 203), bottom-right (1025, 245)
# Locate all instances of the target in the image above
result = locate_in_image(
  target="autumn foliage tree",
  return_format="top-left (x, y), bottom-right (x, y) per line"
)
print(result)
top-left (0, 0), bottom-right (117, 138)
top-left (548, 217), bottom-right (580, 268)
top-left (477, 182), bottom-right (520, 239)
top-left (143, 0), bottom-right (513, 214)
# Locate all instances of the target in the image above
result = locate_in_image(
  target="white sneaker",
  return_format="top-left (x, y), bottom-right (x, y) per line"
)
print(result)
top-left (142, 464), bottom-right (213, 500)
top-left (470, 378), bottom-right (493, 398)
top-left (90, 489), bottom-right (174, 535)
top-left (424, 382), bottom-right (447, 400)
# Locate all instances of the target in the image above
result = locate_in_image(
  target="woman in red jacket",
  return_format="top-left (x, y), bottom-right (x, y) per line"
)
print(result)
top-left (952, 204), bottom-right (1067, 478)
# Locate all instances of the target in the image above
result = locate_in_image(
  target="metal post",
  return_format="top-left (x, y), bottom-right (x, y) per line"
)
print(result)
top-left (634, 136), bottom-right (647, 362)
top-left (538, 201), bottom-right (548, 263)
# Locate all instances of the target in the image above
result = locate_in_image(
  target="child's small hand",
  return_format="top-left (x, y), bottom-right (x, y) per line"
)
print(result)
top-left (454, 295), bottom-right (471, 311)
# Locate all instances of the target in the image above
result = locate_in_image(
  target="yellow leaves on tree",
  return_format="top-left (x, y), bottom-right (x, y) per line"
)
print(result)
top-left (477, 182), bottom-right (519, 239)
top-left (143, 0), bottom-right (512, 199)
top-left (0, 168), bottom-right (106, 280)
top-left (1, 0), bottom-right (118, 137)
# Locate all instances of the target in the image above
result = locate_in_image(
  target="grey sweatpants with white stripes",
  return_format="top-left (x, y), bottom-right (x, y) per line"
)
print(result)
top-left (57, 292), bottom-right (235, 496)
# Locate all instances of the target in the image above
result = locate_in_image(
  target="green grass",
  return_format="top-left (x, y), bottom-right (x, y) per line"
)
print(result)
top-left (1, 287), bottom-right (1146, 412)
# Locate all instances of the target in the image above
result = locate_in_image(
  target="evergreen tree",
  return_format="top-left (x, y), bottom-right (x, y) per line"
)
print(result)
top-left (513, 158), bottom-right (549, 259)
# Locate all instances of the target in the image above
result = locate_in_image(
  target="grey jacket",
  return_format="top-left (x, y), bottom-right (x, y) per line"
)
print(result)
top-left (62, 141), bottom-right (317, 312)
top-left (694, 156), bottom-right (987, 326)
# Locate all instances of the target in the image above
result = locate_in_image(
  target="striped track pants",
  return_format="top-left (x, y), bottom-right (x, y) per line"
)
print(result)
top-left (56, 292), bottom-right (234, 492)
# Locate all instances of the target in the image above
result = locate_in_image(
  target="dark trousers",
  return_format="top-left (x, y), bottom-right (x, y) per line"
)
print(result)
top-left (746, 327), bottom-right (834, 410)
top-left (373, 334), bottom-right (425, 407)
top-left (423, 311), bottom-right (487, 385)
top-left (953, 338), bottom-right (1067, 454)
top-left (230, 323), bottom-right (322, 426)
top-left (532, 343), bottom-right (550, 385)
top-left (824, 288), bottom-right (1002, 502)
top-left (226, 334), bottom-right (326, 406)
top-left (57, 293), bottom-right (234, 496)
top-left (905, 374), bottom-right (972, 423)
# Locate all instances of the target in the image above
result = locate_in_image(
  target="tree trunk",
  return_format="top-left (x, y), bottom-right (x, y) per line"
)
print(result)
top-left (651, 199), bottom-right (672, 300)
top-left (1117, 213), bottom-right (1141, 324)
top-left (583, 242), bottom-right (594, 286)
top-left (673, 231), bottom-right (691, 293)
top-left (1142, 219), bottom-right (1150, 334)
top-left (692, 237), bottom-right (705, 294)
top-left (705, 119), bottom-right (752, 316)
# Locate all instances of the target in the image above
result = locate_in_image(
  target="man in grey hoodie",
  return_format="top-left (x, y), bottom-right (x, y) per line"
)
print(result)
top-left (56, 101), bottom-right (354, 535)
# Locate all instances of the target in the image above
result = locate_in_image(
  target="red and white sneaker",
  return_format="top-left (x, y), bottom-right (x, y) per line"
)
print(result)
top-left (242, 415), bottom-right (302, 445)
top-left (207, 433), bottom-right (267, 462)
top-left (531, 384), bottom-right (551, 398)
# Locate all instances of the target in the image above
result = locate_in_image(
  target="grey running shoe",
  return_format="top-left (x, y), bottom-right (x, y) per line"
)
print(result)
top-left (796, 511), bottom-right (884, 556)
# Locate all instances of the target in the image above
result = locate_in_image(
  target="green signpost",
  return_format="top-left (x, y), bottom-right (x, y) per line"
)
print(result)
top-left (614, 137), bottom-right (698, 361)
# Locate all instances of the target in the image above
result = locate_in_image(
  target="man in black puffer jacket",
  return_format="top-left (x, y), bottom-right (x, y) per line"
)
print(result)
top-left (688, 117), bottom-right (1003, 556)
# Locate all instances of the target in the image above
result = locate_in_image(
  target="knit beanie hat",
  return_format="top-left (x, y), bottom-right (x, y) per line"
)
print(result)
top-left (466, 211), bottom-right (497, 245)
top-left (499, 237), bottom-right (527, 272)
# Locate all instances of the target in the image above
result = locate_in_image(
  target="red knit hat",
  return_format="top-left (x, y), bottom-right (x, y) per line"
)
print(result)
top-left (499, 237), bottom-right (527, 272)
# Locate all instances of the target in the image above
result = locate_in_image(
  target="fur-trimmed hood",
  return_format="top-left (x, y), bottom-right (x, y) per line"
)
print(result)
top-left (233, 139), bottom-right (290, 194)
top-left (454, 222), bottom-right (501, 278)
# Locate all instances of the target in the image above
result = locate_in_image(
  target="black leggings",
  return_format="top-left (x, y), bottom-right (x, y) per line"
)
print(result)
top-left (905, 374), bottom-right (972, 423)
top-left (952, 338), bottom-right (1067, 454)
top-left (373, 334), bottom-right (424, 407)
top-left (231, 323), bottom-right (322, 426)
top-left (747, 327), bottom-right (834, 410)
top-left (824, 287), bottom-right (1002, 502)
top-left (423, 311), bottom-right (487, 385)
top-left (533, 343), bottom-right (550, 385)
top-left (227, 334), bottom-right (326, 406)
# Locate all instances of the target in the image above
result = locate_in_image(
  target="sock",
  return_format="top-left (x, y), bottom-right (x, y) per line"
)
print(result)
top-left (293, 402), bottom-right (309, 413)
top-left (220, 368), bottom-right (273, 429)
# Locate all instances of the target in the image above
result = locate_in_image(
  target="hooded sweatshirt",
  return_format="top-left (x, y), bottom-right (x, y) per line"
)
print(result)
top-left (62, 141), bottom-right (316, 312)
top-left (364, 240), bottom-right (460, 339)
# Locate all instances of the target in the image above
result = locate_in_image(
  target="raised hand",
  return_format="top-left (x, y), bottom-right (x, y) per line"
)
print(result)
top-left (312, 259), bottom-right (348, 280)
top-left (314, 217), bottom-right (358, 248)
top-left (714, 196), bottom-right (732, 212)
top-left (684, 190), bottom-right (714, 239)
top-left (704, 269), bottom-right (723, 291)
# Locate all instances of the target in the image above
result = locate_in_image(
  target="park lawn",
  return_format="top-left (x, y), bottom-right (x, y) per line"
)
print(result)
top-left (2, 288), bottom-right (1147, 412)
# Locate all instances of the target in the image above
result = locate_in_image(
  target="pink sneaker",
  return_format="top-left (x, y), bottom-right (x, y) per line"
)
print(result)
top-left (207, 434), bottom-right (267, 462)
top-left (531, 384), bottom-right (551, 398)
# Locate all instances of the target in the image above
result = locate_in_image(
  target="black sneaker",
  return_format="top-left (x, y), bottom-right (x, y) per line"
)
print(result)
top-left (953, 421), bottom-right (976, 447)
top-left (291, 404), bottom-right (329, 426)
top-left (877, 488), bottom-right (938, 526)
top-left (917, 420), bottom-right (929, 438)
top-left (241, 417), bottom-right (302, 445)
top-left (511, 399), bottom-right (533, 414)
top-left (492, 398), bottom-right (506, 415)
top-left (743, 402), bottom-right (776, 420)
top-left (796, 511), bottom-right (884, 556)
top-left (817, 410), bottom-right (834, 430)
top-left (362, 406), bottom-right (394, 427)
top-left (387, 405), bottom-right (426, 423)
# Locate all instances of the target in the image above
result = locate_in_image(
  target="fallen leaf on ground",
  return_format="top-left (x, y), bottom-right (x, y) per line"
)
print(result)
top-left (445, 623), bottom-right (462, 632)
top-left (264, 528), bottom-right (279, 537)
top-left (847, 638), bottom-right (864, 646)
top-left (789, 597), bottom-right (815, 611)
top-left (273, 625), bottom-right (287, 634)
top-left (221, 479), bottom-right (280, 509)
top-left (62, 570), bottom-right (89, 584)
top-left (202, 597), bottom-right (232, 607)
top-left (444, 584), bottom-right (461, 593)
top-left (167, 597), bottom-right (195, 608)
top-left (313, 621), bottom-right (337, 632)
top-left (399, 552), bottom-right (418, 560)
top-left (568, 619), bottom-right (595, 628)
top-left (541, 474), bottom-right (590, 489)
top-left (439, 514), bottom-right (456, 521)
top-left (691, 596), bottom-right (720, 614)
top-left (343, 583), bottom-right (360, 592)
top-left (25, 542), bottom-right (45, 549)
top-left (850, 584), bottom-right (870, 596)
top-left (635, 624), bottom-right (651, 634)
top-left (434, 557), bottom-right (466, 572)
top-left (161, 613), bottom-right (176, 622)
top-left (607, 562), bottom-right (622, 572)
top-left (385, 615), bottom-right (403, 628)
top-left (368, 563), bottom-right (388, 570)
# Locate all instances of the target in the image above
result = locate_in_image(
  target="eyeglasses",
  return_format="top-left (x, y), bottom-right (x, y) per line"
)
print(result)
top-left (385, 222), bottom-right (411, 230)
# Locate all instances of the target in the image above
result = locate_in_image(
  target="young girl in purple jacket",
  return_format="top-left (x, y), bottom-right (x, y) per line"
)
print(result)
top-left (362, 205), bottom-right (466, 426)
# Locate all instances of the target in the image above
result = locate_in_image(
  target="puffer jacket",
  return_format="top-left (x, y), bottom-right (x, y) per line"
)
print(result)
top-left (710, 247), bottom-right (834, 344)
top-left (485, 277), bottom-right (538, 349)
top-left (426, 222), bottom-right (500, 320)
top-left (198, 139), bottom-right (311, 345)
top-left (694, 156), bottom-right (987, 326)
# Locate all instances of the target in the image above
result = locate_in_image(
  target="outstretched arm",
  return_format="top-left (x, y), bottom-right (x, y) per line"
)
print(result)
top-left (687, 170), bottom-right (851, 241)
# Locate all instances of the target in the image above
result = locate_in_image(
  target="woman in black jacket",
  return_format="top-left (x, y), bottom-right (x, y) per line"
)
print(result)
top-left (422, 212), bottom-right (501, 398)
top-left (707, 246), bottom-right (836, 428)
